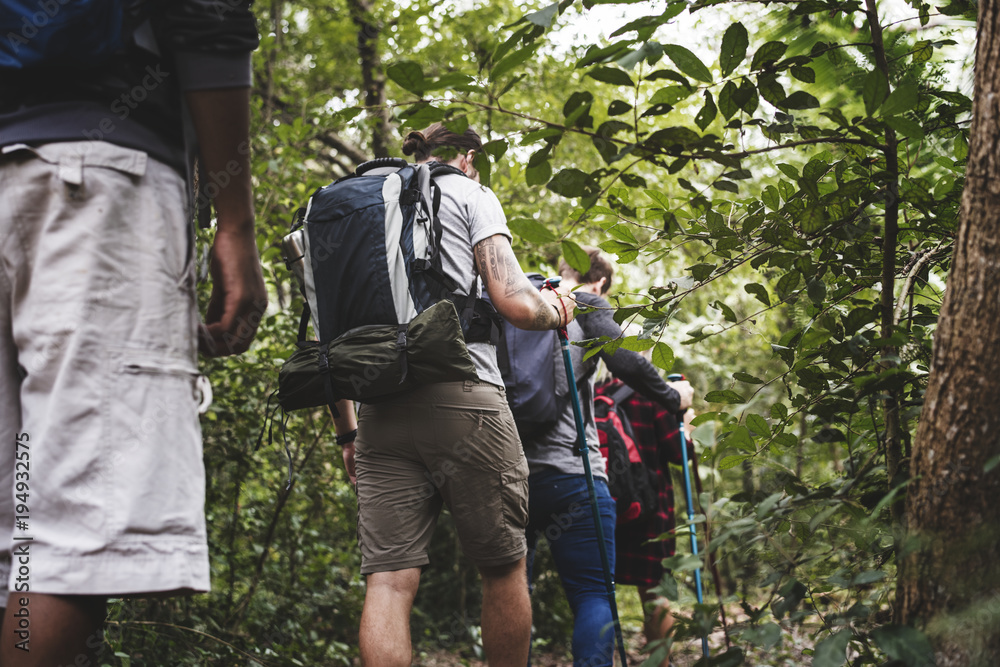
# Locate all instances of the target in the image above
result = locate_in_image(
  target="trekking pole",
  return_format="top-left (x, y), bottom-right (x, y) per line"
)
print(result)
top-left (667, 373), bottom-right (709, 659)
top-left (546, 280), bottom-right (629, 667)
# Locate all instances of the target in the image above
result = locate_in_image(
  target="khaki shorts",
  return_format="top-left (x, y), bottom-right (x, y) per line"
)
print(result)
top-left (355, 380), bottom-right (528, 574)
top-left (0, 141), bottom-right (209, 597)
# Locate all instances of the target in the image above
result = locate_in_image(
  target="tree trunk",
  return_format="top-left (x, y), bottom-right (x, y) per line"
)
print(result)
top-left (348, 0), bottom-right (393, 158)
top-left (897, 1), bottom-right (1000, 663)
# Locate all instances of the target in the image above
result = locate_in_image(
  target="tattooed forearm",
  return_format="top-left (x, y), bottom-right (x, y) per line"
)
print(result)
top-left (533, 301), bottom-right (558, 329)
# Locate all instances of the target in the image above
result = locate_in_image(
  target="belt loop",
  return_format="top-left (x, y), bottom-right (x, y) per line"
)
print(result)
top-left (59, 154), bottom-right (84, 186)
top-left (463, 380), bottom-right (473, 392)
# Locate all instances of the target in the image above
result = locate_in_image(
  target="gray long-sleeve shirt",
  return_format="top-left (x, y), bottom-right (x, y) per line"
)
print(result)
top-left (522, 291), bottom-right (682, 479)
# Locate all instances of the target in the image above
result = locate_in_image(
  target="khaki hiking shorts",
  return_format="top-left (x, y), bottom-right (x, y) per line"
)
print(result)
top-left (355, 380), bottom-right (529, 574)
top-left (0, 141), bottom-right (210, 598)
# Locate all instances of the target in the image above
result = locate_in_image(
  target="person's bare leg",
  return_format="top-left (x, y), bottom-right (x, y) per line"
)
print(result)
top-left (479, 558), bottom-right (531, 667)
top-left (638, 585), bottom-right (674, 667)
top-left (359, 568), bottom-right (421, 667)
top-left (0, 593), bottom-right (107, 666)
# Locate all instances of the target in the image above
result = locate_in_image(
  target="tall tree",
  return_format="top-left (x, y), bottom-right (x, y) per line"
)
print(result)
top-left (898, 0), bottom-right (1000, 663)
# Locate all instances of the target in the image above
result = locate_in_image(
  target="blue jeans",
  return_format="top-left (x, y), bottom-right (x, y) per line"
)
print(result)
top-left (526, 468), bottom-right (617, 667)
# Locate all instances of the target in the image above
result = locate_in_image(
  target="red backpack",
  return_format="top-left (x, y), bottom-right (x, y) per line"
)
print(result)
top-left (594, 385), bottom-right (659, 524)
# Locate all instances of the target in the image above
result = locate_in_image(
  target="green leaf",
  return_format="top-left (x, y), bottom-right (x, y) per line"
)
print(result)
top-left (617, 41), bottom-right (664, 70)
top-left (387, 61), bottom-right (426, 94)
top-left (606, 224), bottom-right (638, 244)
top-left (869, 625), bottom-right (934, 666)
top-left (735, 78), bottom-right (759, 114)
top-left (547, 168), bottom-right (594, 198)
top-left (718, 80), bottom-right (739, 119)
top-left (599, 239), bottom-right (637, 259)
top-left (525, 2), bottom-right (559, 27)
top-left (645, 189), bottom-right (672, 210)
top-left (757, 73), bottom-right (785, 106)
top-left (713, 299), bottom-right (737, 322)
top-left (423, 73), bottom-right (476, 92)
top-left (719, 454), bottom-right (750, 470)
top-left (790, 65), bottom-right (815, 83)
top-left (608, 100), bottom-right (632, 116)
top-left (807, 277), bottom-right (827, 304)
top-left (508, 218), bottom-right (557, 244)
top-left (742, 622), bottom-right (781, 649)
top-left (695, 91), bottom-right (717, 130)
top-left (650, 85), bottom-right (695, 107)
top-left (863, 69), bottom-right (889, 117)
top-left (809, 504), bottom-right (839, 532)
top-left (472, 151), bottom-right (492, 188)
top-left (880, 83), bottom-right (919, 117)
top-left (561, 240), bottom-right (591, 275)
top-left (783, 91), bottom-right (820, 110)
top-left (587, 66), bottom-right (635, 87)
top-left (762, 185), bottom-right (780, 211)
top-left (799, 205), bottom-right (827, 233)
top-left (750, 41), bottom-right (787, 71)
top-left (443, 116), bottom-right (469, 136)
top-left (482, 139), bottom-right (509, 159)
top-left (747, 414), bottom-right (769, 437)
top-left (690, 263), bottom-right (715, 282)
top-left (491, 44), bottom-right (538, 82)
top-left (663, 44), bottom-right (714, 82)
top-left (714, 180), bottom-right (739, 193)
top-left (652, 342), bottom-right (675, 371)
top-left (525, 160), bottom-right (552, 187)
top-left (745, 283), bottom-right (771, 306)
top-left (886, 115), bottom-right (925, 140)
top-left (705, 390), bottom-right (746, 404)
top-left (719, 22), bottom-right (749, 77)
top-left (912, 40), bottom-right (933, 63)
top-left (620, 336), bottom-right (656, 352)
top-left (734, 372), bottom-right (763, 384)
top-left (812, 629), bottom-right (851, 667)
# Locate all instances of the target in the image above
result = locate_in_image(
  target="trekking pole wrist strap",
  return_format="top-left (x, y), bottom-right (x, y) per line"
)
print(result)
top-left (335, 429), bottom-right (358, 446)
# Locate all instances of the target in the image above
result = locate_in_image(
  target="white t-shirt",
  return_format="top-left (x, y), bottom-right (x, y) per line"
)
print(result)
top-left (433, 171), bottom-right (511, 387)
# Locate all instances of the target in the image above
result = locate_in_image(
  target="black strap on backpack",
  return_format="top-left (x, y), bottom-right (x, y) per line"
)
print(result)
top-left (607, 384), bottom-right (637, 442)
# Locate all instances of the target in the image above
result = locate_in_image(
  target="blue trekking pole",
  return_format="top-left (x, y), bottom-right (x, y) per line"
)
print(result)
top-left (668, 373), bottom-right (709, 659)
top-left (547, 279), bottom-right (629, 667)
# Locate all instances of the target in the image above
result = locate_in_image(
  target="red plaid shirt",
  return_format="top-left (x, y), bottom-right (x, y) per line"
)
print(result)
top-left (597, 380), bottom-right (684, 588)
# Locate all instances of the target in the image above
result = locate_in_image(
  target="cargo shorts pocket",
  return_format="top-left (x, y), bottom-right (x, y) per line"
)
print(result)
top-left (104, 350), bottom-right (204, 540)
top-left (500, 456), bottom-right (529, 539)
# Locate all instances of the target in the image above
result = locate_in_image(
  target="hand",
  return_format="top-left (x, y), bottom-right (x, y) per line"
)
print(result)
top-left (341, 442), bottom-right (357, 487)
top-left (683, 408), bottom-right (696, 440)
top-left (199, 225), bottom-right (268, 356)
top-left (539, 287), bottom-right (576, 328)
top-left (668, 379), bottom-right (694, 412)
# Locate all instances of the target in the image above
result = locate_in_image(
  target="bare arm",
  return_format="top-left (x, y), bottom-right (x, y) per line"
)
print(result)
top-left (474, 234), bottom-right (573, 330)
top-left (330, 399), bottom-right (358, 486)
top-left (186, 87), bottom-right (268, 356)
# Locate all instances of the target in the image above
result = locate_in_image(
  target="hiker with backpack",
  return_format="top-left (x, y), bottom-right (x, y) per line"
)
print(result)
top-left (596, 374), bottom-right (696, 667)
top-left (324, 123), bottom-right (575, 667)
top-left (0, 3), bottom-right (266, 664)
top-left (520, 247), bottom-right (693, 667)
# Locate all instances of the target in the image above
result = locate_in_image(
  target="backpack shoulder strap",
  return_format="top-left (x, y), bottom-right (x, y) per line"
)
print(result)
top-left (609, 383), bottom-right (636, 407)
top-left (427, 162), bottom-right (468, 179)
top-left (356, 157), bottom-right (408, 175)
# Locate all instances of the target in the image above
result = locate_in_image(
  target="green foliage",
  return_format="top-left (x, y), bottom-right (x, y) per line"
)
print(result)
top-left (101, 0), bottom-right (980, 663)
